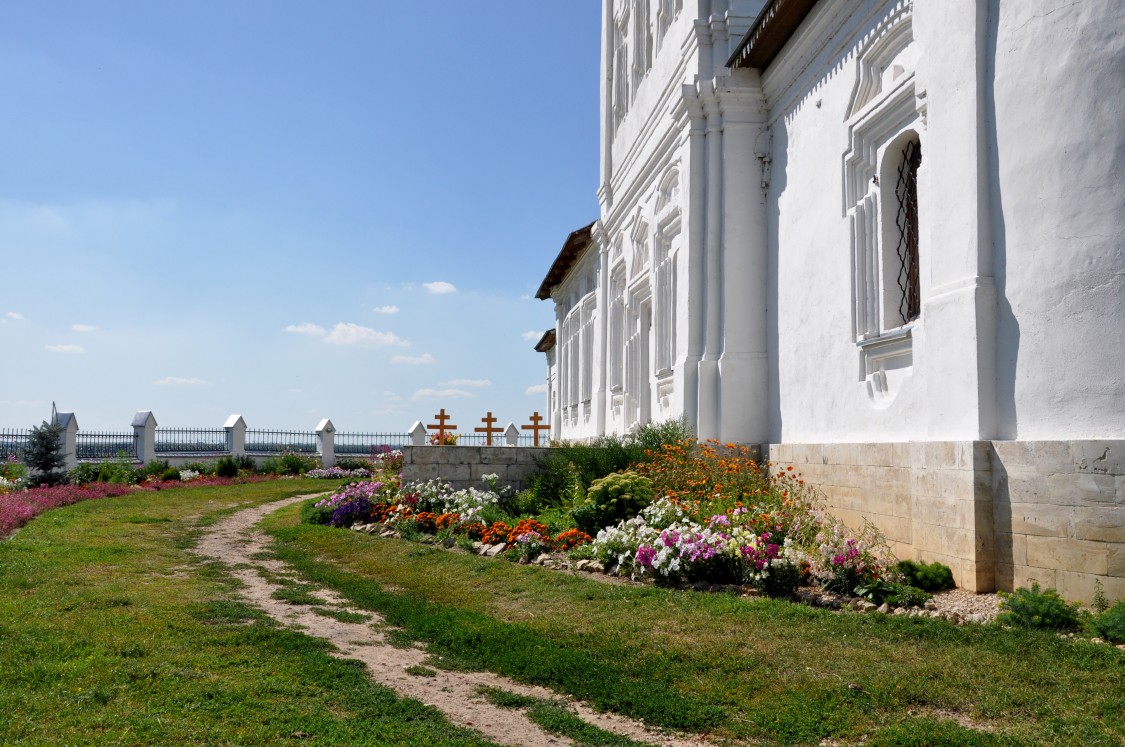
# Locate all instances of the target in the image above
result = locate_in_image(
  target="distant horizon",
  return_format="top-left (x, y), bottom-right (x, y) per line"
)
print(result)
top-left (0, 1), bottom-right (600, 432)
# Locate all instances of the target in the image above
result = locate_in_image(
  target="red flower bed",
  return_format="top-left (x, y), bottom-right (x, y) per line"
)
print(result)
top-left (0, 475), bottom-right (275, 538)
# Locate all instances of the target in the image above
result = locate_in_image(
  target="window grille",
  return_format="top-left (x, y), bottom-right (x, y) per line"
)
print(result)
top-left (894, 139), bottom-right (922, 323)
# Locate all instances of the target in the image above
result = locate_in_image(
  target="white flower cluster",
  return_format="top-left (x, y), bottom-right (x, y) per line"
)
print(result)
top-left (179, 469), bottom-right (200, 482)
top-left (404, 478), bottom-right (500, 522)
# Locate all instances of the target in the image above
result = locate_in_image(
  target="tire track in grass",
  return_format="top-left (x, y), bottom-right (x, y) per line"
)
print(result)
top-left (195, 495), bottom-right (717, 747)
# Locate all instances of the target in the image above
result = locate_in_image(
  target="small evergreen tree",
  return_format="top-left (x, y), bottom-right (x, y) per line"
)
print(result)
top-left (26, 420), bottom-right (68, 487)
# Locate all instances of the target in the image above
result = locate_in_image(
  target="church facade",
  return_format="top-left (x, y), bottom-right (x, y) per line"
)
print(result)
top-left (535, 0), bottom-right (1125, 600)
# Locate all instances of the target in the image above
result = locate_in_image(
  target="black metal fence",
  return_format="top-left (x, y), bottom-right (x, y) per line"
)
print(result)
top-left (334, 432), bottom-right (412, 455)
top-left (0, 428), bottom-right (30, 460)
top-left (75, 432), bottom-right (138, 461)
top-left (455, 432), bottom-right (538, 447)
top-left (245, 429), bottom-right (317, 454)
top-left (154, 428), bottom-right (228, 454)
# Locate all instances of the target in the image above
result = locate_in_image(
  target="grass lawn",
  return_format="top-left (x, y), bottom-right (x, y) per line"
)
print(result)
top-left (263, 500), bottom-right (1125, 747)
top-left (0, 480), bottom-right (496, 746)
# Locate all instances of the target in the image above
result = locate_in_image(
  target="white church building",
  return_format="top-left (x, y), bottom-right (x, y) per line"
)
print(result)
top-left (534, 0), bottom-right (1124, 599)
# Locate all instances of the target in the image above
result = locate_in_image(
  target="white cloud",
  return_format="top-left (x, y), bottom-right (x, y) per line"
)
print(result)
top-left (288, 388), bottom-right (302, 394)
top-left (519, 294), bottom-right (532, 302)
top-left (0, 399), bottom-right (46, 406)
top-left (45, 344), bottom-right (84, 353)
top-left (6, 312), bottom-right (23, 320)
top-left (391, 353), bottom-right (436, 365)
top-left (440, 379), bottom-right (491, 387)
top-left (521, 330), bottom-right (542, 342)
top-left (411, 388), bottom-right (473, 401)
top-left (422, 281), bottom-right (457, 295)
top-left (285, 322), bottom-right (327, 337)
top-left (71, 323), bottom-right (98, 333)
top-left (373, 304), bottom-right (400, 315)
top-left (325, 322), bottom-right (406, 347)
top-left (153, 376), bottom-right (207, 386)
top-left (526, 383), bottom-right (548, 395)
top-left (383, 391), bottom-right (403, 401)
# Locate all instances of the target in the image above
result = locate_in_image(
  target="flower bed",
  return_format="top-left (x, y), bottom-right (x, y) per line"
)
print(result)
top-left (0, 474), bottom-right (276, 538)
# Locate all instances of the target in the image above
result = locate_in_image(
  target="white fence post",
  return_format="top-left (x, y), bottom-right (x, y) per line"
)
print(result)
top-left (409, 421), bottom-right (428, 446)
top-left (54, 411), bottom-right (79, 470)
top-left (224, 415), bottom-right (247, 457)
top-left (316, 419), bottom-right (336, 467)
top-left (132, 411), bottom-right (157, 464)
top-left (504, 423), bottom-right (520, 447)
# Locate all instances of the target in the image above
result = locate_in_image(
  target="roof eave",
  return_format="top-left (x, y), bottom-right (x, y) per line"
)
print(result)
top-left (534, 221), bottom-right (597, 301)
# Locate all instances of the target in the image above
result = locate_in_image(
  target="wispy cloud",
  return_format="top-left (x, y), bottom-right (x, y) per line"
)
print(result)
top-left (0, 399), bottom-right (47, 406)
top-left (373, 304), bottom-right (400, 315)
top-left (288, 387), bottom-right (302, 394)
top-left (285, 322), bottom-right (327, 337)
top-left (526, 383), bottom-right (548, 395)
top-left (411, 388), bottom-right (472, 401)
top-left (45, 344), bottom-right (83, 353)
top-left (519, 294), bottom-right (532, 302)
top-left (440, 379), bottom-right (491, 387)
top-left (423, 281), bottom-right (457, 295)
top-left (391, 353), bottom-right (436, 365)
top-left (6, 312), bottom-right (23, 320)
top-left (521, 330), bottom-right (542, 341)
top-left (325, 323), bottom-right (407, 347)
top-left (153, 376), bottom-right (207, 386)
top-left (72, 323), bottom-right (98, 333)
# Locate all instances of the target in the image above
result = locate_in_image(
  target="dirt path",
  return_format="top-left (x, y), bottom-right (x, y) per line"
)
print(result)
top-left (194, 495), bottom-right (718, 747)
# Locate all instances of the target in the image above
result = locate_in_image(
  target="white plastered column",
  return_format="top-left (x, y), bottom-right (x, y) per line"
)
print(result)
top-left (716, 70), bottom-right (770, 445)
top-left (695, 80), bottom-right (723, 441)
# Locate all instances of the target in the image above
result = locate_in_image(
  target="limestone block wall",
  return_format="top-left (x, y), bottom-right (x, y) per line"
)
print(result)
top-left (991, 441), bottom-right (1125, 602)
top-left (770, 440), bottom-right (1125, 602)
top-left (401, 446), bottom-right (553, 493)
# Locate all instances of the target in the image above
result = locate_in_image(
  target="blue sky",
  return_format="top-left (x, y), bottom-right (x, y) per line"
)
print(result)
top-left (0, 1), bottom-right (600, 433)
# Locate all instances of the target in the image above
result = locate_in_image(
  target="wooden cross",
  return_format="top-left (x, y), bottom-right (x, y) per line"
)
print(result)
top-left (474, 411), bottom-right (504, 446)
top-left (521, 411), bottom-right (550, 447)
top-left (427, 409), bottom-right (458, 440)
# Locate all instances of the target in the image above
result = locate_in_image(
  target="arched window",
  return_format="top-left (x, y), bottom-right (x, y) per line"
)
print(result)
top-left (893, 137), bottom-right (922, 323)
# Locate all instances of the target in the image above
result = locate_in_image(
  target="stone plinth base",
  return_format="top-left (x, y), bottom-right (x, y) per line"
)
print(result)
top-left (770, 440), bottom-right (1125, 602)
top-left (401, 446), bottom-right (554, 493)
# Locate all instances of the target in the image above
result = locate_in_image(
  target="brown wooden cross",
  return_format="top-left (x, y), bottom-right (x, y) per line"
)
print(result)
top-left (474, 411), bottom-right (504, 446)
top-left (427, 409), bottom-right (458, 441)
top-left (521, 411), bottom-right (550, 447)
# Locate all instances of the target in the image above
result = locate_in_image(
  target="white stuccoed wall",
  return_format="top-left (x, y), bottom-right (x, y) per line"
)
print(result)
top-left (988, 0), bottom-right (1125, 440)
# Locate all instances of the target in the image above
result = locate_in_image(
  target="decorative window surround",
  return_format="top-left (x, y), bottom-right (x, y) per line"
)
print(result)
top-left (843, 7), bottom-right (923, 408)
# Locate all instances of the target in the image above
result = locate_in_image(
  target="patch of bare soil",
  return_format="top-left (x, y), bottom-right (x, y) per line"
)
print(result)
top-left (194, 495), bottom-right (716, 747)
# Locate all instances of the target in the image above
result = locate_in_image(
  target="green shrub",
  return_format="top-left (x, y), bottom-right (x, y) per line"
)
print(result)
top-left (179, 460), bottom-right (216, 476)
top-left (855, 579), bottom-right (933, 608)
top-left (1091, 579), bottom-right (1110, 614)
top-left (1089, 599), bottom-right (1125, 643)
top-left (299, 499), bottom-right (334, 526)
top-left (264, 451), bottom-right (319, 476)
top-left (526, 418), bottom-right (689, 507)
top-left (142, 460), bottom-right (171, 478)
top-left (501, 489), bottom-right (544, 518)
top-left (68, 462), bottom-right (103, 485)
top-left (160, 466), bottom-right (181, 481)
top-left (997, 583), bottom-right (1081, 630)
top-left (895, 559), bottom-right (955, 592)
top-left (758, 561), bottom-right (802, 599)
top-left (571, 470), bottom-right (655, 534)
top-left (233, 455), bottom-right (257, 473)
top-left (335, 457), bottom-right (372, 471)
top-left (215, 456), bottom-right (239, 478)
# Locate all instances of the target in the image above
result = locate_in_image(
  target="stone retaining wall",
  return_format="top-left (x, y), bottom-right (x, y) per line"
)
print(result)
top-left (770, 440), bottom-right (1125, 602)
top-left (401, 446), bottom-right (553, 493)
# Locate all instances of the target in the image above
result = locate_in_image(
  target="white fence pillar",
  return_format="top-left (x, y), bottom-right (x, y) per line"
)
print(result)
top-left (132, 411), bottom-right (157, 464)
top-left (54, 411), bottom-right (79, 470)
top-left (316, 418), bottom-right (335, 467)
top-left (409, 421), bottom-right (428, 446)
top-left (504, 423), bottom-right (520, 447)
top-left (224, 414), bottom-right (247, 457)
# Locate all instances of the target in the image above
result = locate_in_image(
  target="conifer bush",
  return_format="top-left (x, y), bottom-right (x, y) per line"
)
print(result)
top-left (894, 559), bottom-right (956, 591)
top-left (997, 583), bottom-right (1081, 630)
top-left (26, 420), bottom-right (67, 487)
top-left (1089, 600), bottom-right (1125, 643)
